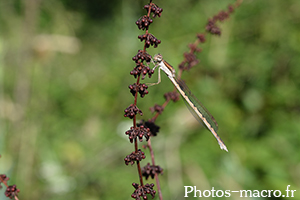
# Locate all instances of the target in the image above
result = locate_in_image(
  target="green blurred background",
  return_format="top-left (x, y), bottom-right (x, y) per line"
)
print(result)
top-left (1, 0), bottom-right (300, 199)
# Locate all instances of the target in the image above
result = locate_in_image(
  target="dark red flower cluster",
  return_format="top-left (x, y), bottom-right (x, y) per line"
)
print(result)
top-left (196, 33), bottom-right (206, 43)
top-left (129, 83), bottom-right (149, 98)
top-left (130, 63), bottom-right (153, 80)
top-left (136, 16), bottom-right (153, 31)
top-left (164, 91), bottom-right (180, 102)
top-left (132, 50), bottom-right (152, 64)
top-left (138, 33), bottom-right (161, 48)
top-left (5, 185), bottom-right (20, 199)
top-left (142, 163), bottom-right (163, 180)
top-left (124, 104), bottom-right (143, 119)
top-left (206, 4), bottom-right (236, 35)
top-left (131, 183), bottom-right (156, 200)
top-left (206, 19), bottom-right (221, 35)
top-left (149, 104), bottom-right (164, 114)
top-left (0, 174), bottom-right (9, 189)
top-left (144, 3), bottom-right (163, 18)
top-left (178, 52), bottom-right (199, 71)
top-left (125, 125), bottom-right (151, 143)
top-left (137, 120), bottom-right (160, 137)
top-left (124, 150), bottom-right (146, 165)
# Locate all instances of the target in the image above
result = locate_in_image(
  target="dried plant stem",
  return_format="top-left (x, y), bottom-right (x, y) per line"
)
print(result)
top-left (135, 138), bottom-right (144, 186)
top-left (147, 139), bottom-right (163, 199)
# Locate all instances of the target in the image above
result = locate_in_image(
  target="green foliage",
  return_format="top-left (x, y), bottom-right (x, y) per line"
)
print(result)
top-left (1, 0), bottom-right (300, 199)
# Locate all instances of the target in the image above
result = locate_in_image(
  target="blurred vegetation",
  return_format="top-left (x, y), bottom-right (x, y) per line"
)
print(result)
top-left (0, 0), bottom-right (300, 199)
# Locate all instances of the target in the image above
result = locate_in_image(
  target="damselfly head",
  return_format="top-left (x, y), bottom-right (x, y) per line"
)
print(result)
top-left (153, 54), bottom-right (163, 63)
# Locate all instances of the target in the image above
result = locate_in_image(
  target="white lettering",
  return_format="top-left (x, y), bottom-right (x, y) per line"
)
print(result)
top-left (261, 190), bottom-right (267, 197)
top-left (273, 190), bottom-right (281, 197)
top-left (285, 185), bottom-right (290, 197)
top-left (225, 190), bottom-right (231, 197)
top-left (184, 186), bottom-right (193, 197)
top-left (267, 190), bottom-right (273, 197)
top-left (211, 187), bottom-right (216, 197)
top-left (291, 190), bottom-right (296, 197)
top-left (194, 186), bottom-right (202, 197)
top-left (216, 190), bottom-right (224, 197)
top-left (183, 185), bottom-right (295, 198)
top-left (203, 190), bottom-right (211, 197)
top-left (240, 190), bottom-right (252, 197)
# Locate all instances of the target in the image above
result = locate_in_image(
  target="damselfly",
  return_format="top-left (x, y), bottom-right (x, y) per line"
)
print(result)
top-left (151, 54), bottom-right (228, 152)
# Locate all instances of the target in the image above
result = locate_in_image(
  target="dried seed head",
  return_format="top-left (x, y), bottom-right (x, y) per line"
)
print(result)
top-left (132, 50), bottom-right (152, 63)
top-left (129, 83), bottom-right (149, 98)
top-left (125, 126), bottom-right (151, 143)
top-left (131, 51), bottom-right (154, 79)
top-left (124, 149), bottom-right (146, 165)
top-left (5, 184), bottom-right (20, 199)
top-left (124, 104), bottom-right (143, 119)
top-left (0, 174), bottom-right (9, 189)
top-left (164, 91), bottom-right (180, 102)
top-left (131, 182), bottom-right (156, 199)
top-left (206, 19), bottom-right (221, 35)
top-left (149, 104), bottom-right (164, 114)
top-left (144, 3), bottom-right (163, 18)
top-left (196, 34), bottom-right (206, 43)
top-left (142, 163), bottom-right (163, 180)
top-left (178, 53), bottom-right (200, 71)
top-left (138, 33), bottom-right (161, 48)
top-left (136, 15), bottom-right (153, 30)
top-left (138, 120), bottom-right (160, 137)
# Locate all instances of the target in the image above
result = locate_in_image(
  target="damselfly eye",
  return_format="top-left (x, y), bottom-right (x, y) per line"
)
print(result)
top-left (153, 54), bottom-right (163, 62)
